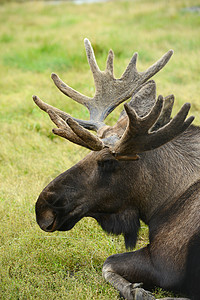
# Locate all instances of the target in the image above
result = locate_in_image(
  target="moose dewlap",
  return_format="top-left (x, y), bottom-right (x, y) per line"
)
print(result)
top-left (33, 38), bottom-right (200, 300)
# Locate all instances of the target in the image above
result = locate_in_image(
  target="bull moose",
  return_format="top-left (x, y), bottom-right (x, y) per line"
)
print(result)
top-left (33, 39), bottom-right (200, 300)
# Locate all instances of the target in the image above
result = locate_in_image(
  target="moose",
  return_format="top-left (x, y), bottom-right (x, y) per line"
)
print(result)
top-left (33, 39), bottom-right (200, 300)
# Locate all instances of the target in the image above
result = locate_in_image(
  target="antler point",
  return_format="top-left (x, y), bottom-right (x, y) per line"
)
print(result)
top-left (183, 102), bottom-right (191, 111)
top-left (84, 38), bottom-right (90, 47)
top-left (66, 117), bottom-right (74, 126)
top-left (51, 73), bottom-right (58, 79)
top-left (158, 94), bottom-right (164, 101)
top-left (185, 102), bottom-right (191, 106)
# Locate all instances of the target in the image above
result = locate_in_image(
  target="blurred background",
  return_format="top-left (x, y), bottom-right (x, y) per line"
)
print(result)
top-left (0, 0), bottom-right (199, 299)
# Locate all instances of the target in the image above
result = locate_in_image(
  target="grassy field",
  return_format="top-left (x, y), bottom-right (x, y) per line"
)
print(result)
top-left (0, 0), bottom-right (199, 299)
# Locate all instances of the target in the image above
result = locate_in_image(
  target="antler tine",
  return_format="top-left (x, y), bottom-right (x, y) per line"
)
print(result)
top-left (140, 95), bottom-right (164, 130)
top-left (121, 52), bottom-right (138, 79)
top-left (163, 103), bottom-right (193, 133)
top-left (33, 95), bottom-right (71, 119)
top-left (84, 38), bottom-right (101, 76)
top-left (66, 118), bottom-right (104, 150)
top-left (121, 50), bottom-right (173, 85)
top-left (139, 50), bottom-right (174, 82)
top-left (48, 109), bottom-right (104, 151)
top-left (113, 101), bottom-right (194, 158)
top-left (122, 96), bottom-right (163, 136)
top-left (33, 95), bottom-right (103, 132)
top-left (48, 110), bottom-right (91, 149)
top-left (143, 103), bottom-right (194, 150)
top-left (110, 83), bottom-right (174, 145)
top-left (51, 38), bottom-right (102, 107)
top-left (151, 94), bottom-right (174, 131)
top-left (51, 73), bottom-right (91, 106)
top-left (106, 49), bottom-right (114, 75)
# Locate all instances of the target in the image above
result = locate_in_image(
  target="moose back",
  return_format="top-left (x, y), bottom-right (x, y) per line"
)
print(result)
top-left (33, 39), bottom-right (200, 300)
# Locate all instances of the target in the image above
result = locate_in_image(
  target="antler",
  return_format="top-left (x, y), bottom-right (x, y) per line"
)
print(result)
top-left (52, 38), bottom-right (173, 130)
top-left (33, 39), bottom-right (194, 160)
top-left (34, 38), bottom-right (173, 132)
top-left (112, 98), bottom-right (194, 160)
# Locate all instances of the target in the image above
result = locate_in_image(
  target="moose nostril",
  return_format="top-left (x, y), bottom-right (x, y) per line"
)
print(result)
top-left (37, 210), bottom-right (56, 232)
top-left (46, 218), bottom-right (56, 231)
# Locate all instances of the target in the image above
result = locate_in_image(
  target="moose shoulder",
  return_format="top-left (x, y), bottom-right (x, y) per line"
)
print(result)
top-left (33, 39), bottom-right (200, 300)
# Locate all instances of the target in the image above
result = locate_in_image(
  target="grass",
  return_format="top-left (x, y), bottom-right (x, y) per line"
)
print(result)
top-left (0, 0), bottom-right (199, 299)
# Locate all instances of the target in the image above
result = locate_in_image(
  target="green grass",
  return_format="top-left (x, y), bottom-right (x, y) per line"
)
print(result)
top-left (0, 0), bottom-right (199, 299)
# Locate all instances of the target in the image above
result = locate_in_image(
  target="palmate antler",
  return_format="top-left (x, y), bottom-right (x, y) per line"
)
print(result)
top-left (33, 39), bottom-right (194, 160)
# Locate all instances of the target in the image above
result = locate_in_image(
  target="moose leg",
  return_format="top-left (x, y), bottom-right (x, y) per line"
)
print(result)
top-left (102, 247), bottom-right (191, 300)
top-left (102, 247), bottom-right (158, 300)
top-left (102, 267), bottom-right (154, 300)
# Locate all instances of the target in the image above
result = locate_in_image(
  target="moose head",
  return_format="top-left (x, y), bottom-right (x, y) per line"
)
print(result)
top-left (33, 39), bottom-right (199, 300)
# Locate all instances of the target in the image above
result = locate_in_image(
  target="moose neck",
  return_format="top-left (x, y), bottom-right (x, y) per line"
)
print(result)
top-left (135, 127), bottom-right (200, 224)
